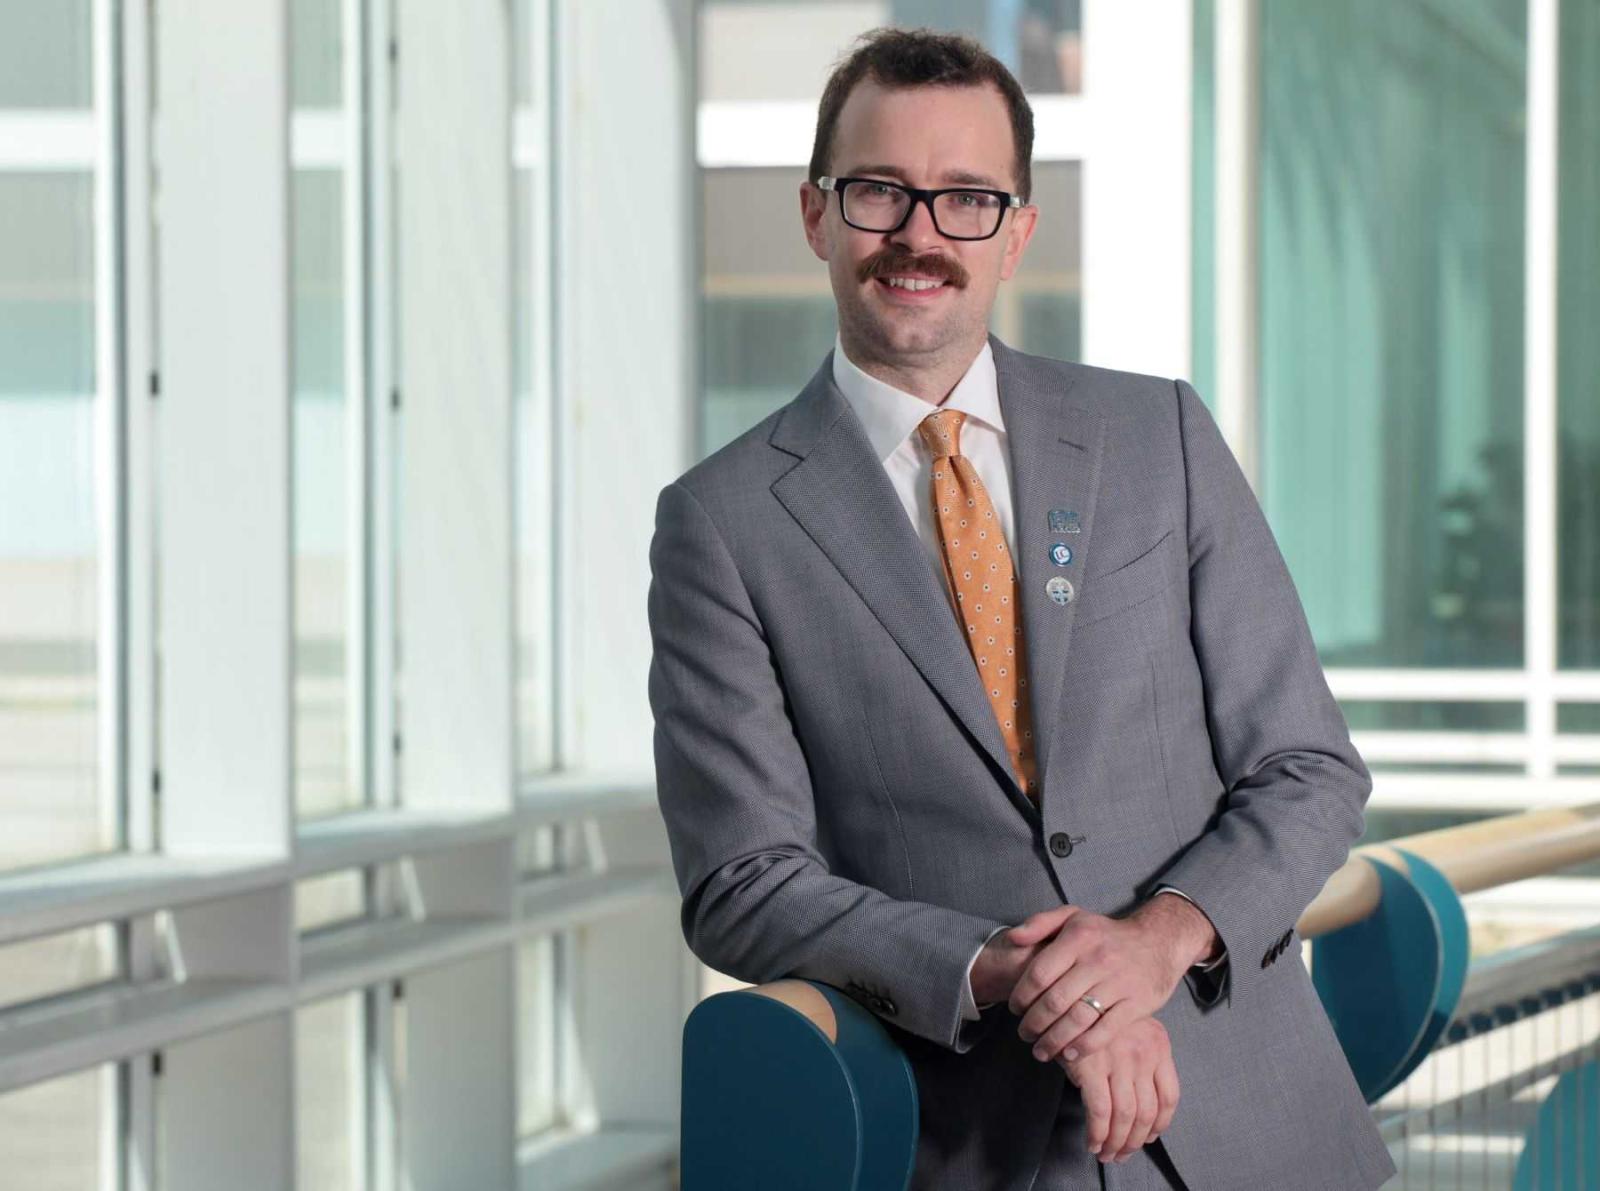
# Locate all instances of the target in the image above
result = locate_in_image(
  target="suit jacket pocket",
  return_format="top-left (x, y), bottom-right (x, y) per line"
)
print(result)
top-left (1072, 528), bottom-right (1179, 629)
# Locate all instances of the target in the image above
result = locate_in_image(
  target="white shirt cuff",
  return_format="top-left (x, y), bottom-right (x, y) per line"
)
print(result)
top-left (961, 925), bottom-right (1012, 1021)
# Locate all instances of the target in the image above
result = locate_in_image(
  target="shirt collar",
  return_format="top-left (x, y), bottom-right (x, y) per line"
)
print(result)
top-left (831, 331), bottom-right (1004, 464)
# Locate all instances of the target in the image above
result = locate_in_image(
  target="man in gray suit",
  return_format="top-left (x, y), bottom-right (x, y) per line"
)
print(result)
top-left (648, 26), bottom-right (1397, 1191)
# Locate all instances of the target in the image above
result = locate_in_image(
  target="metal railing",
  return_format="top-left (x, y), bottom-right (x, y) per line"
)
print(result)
top-left (1301, 804), bottom-right (1600, 1189)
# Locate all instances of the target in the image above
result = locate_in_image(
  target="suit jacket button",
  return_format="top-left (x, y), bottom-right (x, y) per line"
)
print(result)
top-left (880, 997), bottom-right (897, 1016)
top-left (1048, 832), bottom-right (1074, 858)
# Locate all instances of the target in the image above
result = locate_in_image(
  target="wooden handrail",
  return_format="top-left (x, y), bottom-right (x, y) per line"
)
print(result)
top-left (746, 978), bottom-right (840, 1042)
top-left (1299, 802), bottom-right (1600, 939)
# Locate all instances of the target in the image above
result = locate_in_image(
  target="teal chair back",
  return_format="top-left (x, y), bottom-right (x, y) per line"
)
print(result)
top-left (681, 979), bottom-right (919, 1190)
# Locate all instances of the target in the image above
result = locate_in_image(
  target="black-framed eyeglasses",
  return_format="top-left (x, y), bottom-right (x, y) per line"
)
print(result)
top-left (816, 175), bottom-right (1022, 241)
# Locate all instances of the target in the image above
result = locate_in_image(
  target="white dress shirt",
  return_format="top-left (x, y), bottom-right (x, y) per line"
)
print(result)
top-left (830, 332), bottom-right (1228, 1022)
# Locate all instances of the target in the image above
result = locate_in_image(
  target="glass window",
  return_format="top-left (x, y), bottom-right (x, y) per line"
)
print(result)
top-left (516, 934), bottom-right (559, 1137)
top-left (291, 0), bottom-right (361, 819)
top-left (0, 16), bottom-right (115, 872)
top-left (1558, 703), bottom-right (1600, 734)
top-left (516, 825), bottom-right (560, 878)
top-left (0, 924), bottom-right (119, 1012)
top-left (512, 0), bottom-right (557, 782)
top-left (0, 1066), bottom-right (115, 1189)
top-left (0, 0), bottom-right (93, 109)
top-left (290, 0), bottom-right (344, 109)
top-left (1259, 0), bottom-right (1528, 670)
top-left (699, 1), bottom-right (1082, 101)
top-left (296, 992), bottom-right (367, 1191)
top-left (1338, 700), bottom-right (1524, 733)
top-left (295, 869), bottom-right (368, 934)
top-left (1557, 0), bottom-right (1600, 670)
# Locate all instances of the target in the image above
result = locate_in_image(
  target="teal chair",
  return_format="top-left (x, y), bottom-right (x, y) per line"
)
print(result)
top-left (681, 979), bottom-right (919, 1190)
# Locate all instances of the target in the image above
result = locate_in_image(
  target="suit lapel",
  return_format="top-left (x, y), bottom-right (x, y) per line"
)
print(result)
top-left (989, 333), bottom-right (1108, 795)
top-left (769, 333), bottom-right (1106, 817)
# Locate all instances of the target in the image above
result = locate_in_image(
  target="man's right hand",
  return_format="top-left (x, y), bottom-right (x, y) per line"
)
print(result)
top-left (1058, 1016), bottom-right (1179, 1165)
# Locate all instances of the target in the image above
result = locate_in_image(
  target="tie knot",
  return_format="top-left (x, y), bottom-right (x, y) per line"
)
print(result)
top-left (917, 408), bottom-right (967, 459)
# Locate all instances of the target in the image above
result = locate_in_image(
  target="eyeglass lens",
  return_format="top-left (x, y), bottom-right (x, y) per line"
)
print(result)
top-left (842, 182), bottom-right (1004, 238)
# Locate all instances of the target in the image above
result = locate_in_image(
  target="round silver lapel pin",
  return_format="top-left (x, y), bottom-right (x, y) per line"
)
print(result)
top-left (1046, 576), bottom-right (1075, 606)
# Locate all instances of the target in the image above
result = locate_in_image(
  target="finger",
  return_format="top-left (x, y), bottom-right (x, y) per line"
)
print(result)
top-left (1027, 996), bottom-right (1102, 1063)
top-left (1018, 960), bottom-right (1100, 1043)
top-left (1152, 1052), bottom-right (1180, 1137)
top-left (1005, 904), bottom-right (1078, 945)
top-left (1100, 1069), bottom-right (1136, 1161)
top-left (1080, 1069), bottom-right (1113, 1157)
top-left (1010, 941), bottom-right (1091, 1021)
top-left (1065, 999), bottom-right (1139, 1059)
top-left (1115, 1070), bottom-right (1160, 1161)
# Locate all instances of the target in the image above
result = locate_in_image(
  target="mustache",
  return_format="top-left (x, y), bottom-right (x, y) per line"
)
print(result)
top-left (859, 251), bottom-right (966, 287)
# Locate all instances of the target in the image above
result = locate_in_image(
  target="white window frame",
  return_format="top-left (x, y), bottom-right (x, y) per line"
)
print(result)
top-left (0, 2), bottom-right (694, 1189)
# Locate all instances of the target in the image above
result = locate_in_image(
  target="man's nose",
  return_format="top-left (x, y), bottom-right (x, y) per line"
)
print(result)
top-left (890, 193), bottom-right (946, 253)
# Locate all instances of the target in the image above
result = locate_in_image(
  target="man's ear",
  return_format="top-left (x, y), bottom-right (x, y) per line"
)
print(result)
top-left (997, 203), bottom-right (1038, 281)
top-left (800, 181), bottom-right (829, 262)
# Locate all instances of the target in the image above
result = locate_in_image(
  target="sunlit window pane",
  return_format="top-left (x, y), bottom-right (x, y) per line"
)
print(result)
top-left (0, 1066), bottom-right (114, 1190)
top-left (293, 167), bottom-right (355, 819)
top-left (291, 0), bottom-right (359, 820)
top-left (0, 167), bottom-right (112, 873)
top-left (290, 0), bottom-right (344, 109)
top-left (0, 0), bottom-right (93, 108)
top-left (1260, 0), bottom-right (1528, 669)
top-left (516, 934), bottom-right (559, 1137)
top-left (295, 870), bottom-right (367, 934)
top-left (0, 925), bottom-right (119, 1012)
top-left (699, 1), bottom-right (1082, 100)
top-left (1557, 1), bottom-right (1600, 670)
top-left (296, 993), bottom-right (367, 1191)
top-left (512, 0), bottom-right (556, 782)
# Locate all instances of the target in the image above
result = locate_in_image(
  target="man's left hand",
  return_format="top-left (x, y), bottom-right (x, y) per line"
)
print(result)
top-left (1006, 896), bottom-right (1212, 1064)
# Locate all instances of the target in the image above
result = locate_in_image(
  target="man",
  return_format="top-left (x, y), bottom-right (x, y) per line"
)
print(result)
top-left (648, 26), bottom-right (1397, 1191)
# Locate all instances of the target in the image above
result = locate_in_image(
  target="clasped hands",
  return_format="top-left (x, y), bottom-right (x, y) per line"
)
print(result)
top-left (969, 895), bottom-right (1217, 1166)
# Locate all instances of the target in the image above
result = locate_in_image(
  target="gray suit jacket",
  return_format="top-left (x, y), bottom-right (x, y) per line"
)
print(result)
top-left (647, 332), bottom-right (1397, 1190)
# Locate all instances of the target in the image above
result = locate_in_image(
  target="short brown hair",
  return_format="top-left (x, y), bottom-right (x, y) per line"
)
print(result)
top-left (808, 26), bottom-right (1035, 204)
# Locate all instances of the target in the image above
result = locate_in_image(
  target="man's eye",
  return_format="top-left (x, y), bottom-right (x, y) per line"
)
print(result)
top-left (865, 183), bottom-right (893, 195)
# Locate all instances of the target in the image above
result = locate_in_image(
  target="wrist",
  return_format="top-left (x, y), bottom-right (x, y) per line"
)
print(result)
top-left (970, 937), bottom-right (1005, 1004)
top-left (1142, 892), bottom-right (1220, 975)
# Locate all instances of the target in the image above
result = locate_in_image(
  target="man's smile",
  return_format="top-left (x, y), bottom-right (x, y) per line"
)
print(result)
top-left (874, 273), bottom-right (955, 303)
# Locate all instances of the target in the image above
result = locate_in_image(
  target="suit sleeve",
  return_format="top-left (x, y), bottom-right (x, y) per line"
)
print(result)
top-left (648, 479), bottom-right (1008, 1053)
top-left (1148, 379), bottom-right (1372, 1013)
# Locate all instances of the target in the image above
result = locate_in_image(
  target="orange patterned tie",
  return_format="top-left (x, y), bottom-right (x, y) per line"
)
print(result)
top-left (916, 409), bottom-right (1039, 801)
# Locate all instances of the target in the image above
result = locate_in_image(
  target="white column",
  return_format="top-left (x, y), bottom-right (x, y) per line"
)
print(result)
top-left (394, 0), bottom-right (514, 814)
top-left (155, 0), bottom-right (293, 857)
top-left (556, 0), bottom-right (698, 772)
top-left (1079, 0), bottom-right (1193, 380)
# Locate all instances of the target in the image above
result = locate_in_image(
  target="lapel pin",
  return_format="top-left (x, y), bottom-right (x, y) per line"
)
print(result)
top-left (1048, 509), bottom-right (1081, 533)
top-left (1045, 576), bottom-right (1075, 606)
top-left (1048, 543), bottom-right (1073, 567)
